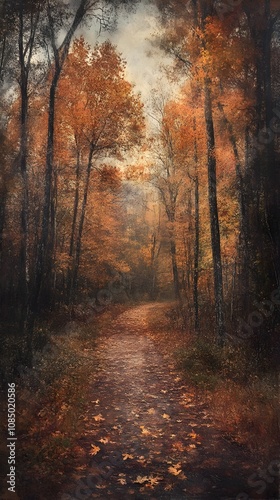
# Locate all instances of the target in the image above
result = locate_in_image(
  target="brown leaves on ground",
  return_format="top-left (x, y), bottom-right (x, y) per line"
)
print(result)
top-left (89, 445), bottom-right (100, 456)
top-left (168, 463), bottom-right (182, 476)
top-left (92, 414), bottom-right (105, 422)
top-left (55, 304), bottom-right (275, 500)
top-left (134, 475), bottom-right (163, 486)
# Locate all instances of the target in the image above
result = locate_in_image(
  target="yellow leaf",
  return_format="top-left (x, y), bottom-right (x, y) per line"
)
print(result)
top-left (134, 475), bottom-right (149, 484)
top-left (90, 445), bottom-right (100, 456)
top-left (140, 425), bottom-right (151, 435)
top-left (147, 408), bottom-right (155, 415)
top-left (99, 437), bottom-right (109, 444)
top-left (168, 466), bottom-right (182, 476)
top-left (149, 476), bottom-right (162, 486)
top-left (122, 453), bottom-right (133, 460)
top-left (162, 413), bottom-right (170, 420)
top-left (168, 463), bottom-right (182, 476)
top-left (188, 431), bottom-right (198, 439)
top-left (93, 414), bottom-right (104, 422)
top-left (172, 441), bottom-right (185, 451)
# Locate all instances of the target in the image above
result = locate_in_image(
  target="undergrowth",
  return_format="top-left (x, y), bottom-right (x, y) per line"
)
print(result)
top-left (147, 303), bottom-right (280, 459)
top-left (0, 304), bottom-right (126, 499)
top-left (176, 336), bottom-right (279, 456)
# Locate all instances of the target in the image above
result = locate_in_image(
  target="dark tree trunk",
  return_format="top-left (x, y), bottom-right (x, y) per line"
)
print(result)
top-left (72, 145), bottom-right (94, 298)
top-left (217, 101), bottom-right (250, 312)
top-left (204, 79), bottom-right (225, 344)
top-left (263, 0), bottom-right (279, 286)
top-left (170, 239), bottom-right (180, 301)
top-left (192, 117), bottom-right (200, 333)
top-left (0, 189), bottom-right (7, 265)
top-left (34, 77), bottom-right (59, 311)
top-left (17, 2), bottom-right (40, 360)
top-left (70, 151), bottom-right (81, 259)
top-left (67, 150), bottom-right (81, 301)
top-left (193, 173), bottom-right (199, 333)
top-left (32, 0), bottom-right (92, 313)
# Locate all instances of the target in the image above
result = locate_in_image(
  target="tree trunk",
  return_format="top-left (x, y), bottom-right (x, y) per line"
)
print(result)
top-left (34, 76), bottom-right (59, 311)
top-left (17, 2), bottom-right (40, 354)
top-left (32, 0), bottom-right (91, 312)
top-left (192, 117), bottom-right (200, 333)
top-left (72, 145), bottom-right (94, 298)
top-left (193, 173), bottom-right (199, 333)
top-left (67, 150), bottom-right (81, 301)
top-left (204, 78), bottom-right (225, 344)
top-left (263, 0), bottom-right (279, 286)
top-left (217, 101), bottom-right (250, 312)
top-left (170, 238), bottom-right (181, 301)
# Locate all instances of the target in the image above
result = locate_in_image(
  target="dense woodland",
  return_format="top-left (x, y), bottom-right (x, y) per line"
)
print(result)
top-left (1, 0), bottom-right (279, 359)
top-left (0, 0), bottom-right (279, 497)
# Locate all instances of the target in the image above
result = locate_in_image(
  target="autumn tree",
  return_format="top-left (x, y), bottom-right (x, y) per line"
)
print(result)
top-left (31, 37), bottom-right (144, 302)
top-left (149, 95), bottom-right (185, 301)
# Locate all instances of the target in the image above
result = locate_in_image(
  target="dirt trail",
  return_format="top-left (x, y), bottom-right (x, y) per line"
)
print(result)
top-left (60, 304), bottom-right (276, 500)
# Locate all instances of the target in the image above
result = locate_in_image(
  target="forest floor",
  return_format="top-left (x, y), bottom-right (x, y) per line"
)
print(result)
top-left (57, 303), bottom-right (279, 500)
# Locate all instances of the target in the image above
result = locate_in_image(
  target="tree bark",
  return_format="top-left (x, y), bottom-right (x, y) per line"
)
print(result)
top-left (17, 2), bottom-right (40, 354)
top-left (193, 173), bottom-right (199, 332)
top-left (34, 0), bottom-right (91, 311)
top-left (170, 238), bottom-right (181, 301)
top-left (72, 144), bottom-right (95, 298)
top-left (217, 101), bottom-right (249, 311)
top-left (204, 78), bottom-right (225, 344)
top-left (67, 150), bottom-right (81, 302)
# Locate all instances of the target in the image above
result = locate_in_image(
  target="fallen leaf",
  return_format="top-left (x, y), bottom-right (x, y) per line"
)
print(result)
top-left (168, 466), bottom-right (182, 476)
top-left (99, 437), bottom-right (109, 444)
top-left (180, 472), bottom-right (187, 479)
top-left (122, 453), bottom-right (133, 460)
top-left (118, 478), bottom-right (127, 485)
top-left (93, 414), bottom-right (104, 422)
top-left (147, 408), bottom-right (155, 415)
top-left (162, 413), bottom-right (170, 420)
top-left (188, 431), bottom-right (198, 439)
top-left (149, 476), bottom-right (162, 486)
top-left (90, 445), bottom-right (100, 456)
top-left (173, 441), bottom-right (185, 452)
top-left (134, 475), bottom-right (149, 484)
top-left (140, 426), bottom-right (151, 435)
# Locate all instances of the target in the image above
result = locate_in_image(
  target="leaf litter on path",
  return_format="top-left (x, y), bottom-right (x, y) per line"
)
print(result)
top-left (60, 303), bottom-right (269, 500)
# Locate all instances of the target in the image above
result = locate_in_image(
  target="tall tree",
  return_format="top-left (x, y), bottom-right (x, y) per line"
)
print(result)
top-left (33, 0), bottom-right (112, 310)
top-left (38, 37), bottom-right (144, 301)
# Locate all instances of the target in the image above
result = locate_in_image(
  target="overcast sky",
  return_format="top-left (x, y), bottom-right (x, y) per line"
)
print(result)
top-left (83, 0), bottom-right (176, 113)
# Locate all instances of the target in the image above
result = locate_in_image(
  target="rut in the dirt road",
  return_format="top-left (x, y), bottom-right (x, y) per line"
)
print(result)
top-left (60, 304), bottom-right (276, 500)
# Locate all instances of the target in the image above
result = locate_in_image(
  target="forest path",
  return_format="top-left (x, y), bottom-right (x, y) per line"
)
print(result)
top-left (60, 303), bottom-right (264, 500)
